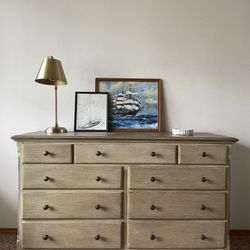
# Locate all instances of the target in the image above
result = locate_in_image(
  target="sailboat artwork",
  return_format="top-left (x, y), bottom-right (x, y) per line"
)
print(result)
top-left (77, 95), bottom-right (101, 129)
top-left (74, 92), bottom-right (108, 132)
top-left (96, 78), bottom-right (161, 131)
top-left (78, 120), bottom-right (100, 129)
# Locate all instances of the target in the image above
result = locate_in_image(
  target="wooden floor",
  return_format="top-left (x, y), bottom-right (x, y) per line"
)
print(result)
top-left (0, 233), bottom-right (250, 250)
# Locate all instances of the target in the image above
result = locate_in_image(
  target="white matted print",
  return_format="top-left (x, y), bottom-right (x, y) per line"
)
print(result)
top-left (74, 92), bottom-right (108, 131)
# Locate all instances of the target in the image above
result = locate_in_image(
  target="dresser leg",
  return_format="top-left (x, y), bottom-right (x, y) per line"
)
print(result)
top-left (16, 239), bottom-right (22, 250)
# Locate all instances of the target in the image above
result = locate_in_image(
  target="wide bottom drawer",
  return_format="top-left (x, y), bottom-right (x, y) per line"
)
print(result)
top-left (22, 221), bottom-right (122, 249)
top-left (128, 220), bottom-right (226, 249)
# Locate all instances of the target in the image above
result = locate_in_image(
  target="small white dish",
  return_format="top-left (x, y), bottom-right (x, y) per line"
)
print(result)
top-left (172, 128), bottom-right (194, 136)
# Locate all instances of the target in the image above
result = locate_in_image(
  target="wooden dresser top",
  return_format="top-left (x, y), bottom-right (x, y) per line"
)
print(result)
top-left (12, 131), bottom-right (238, 143)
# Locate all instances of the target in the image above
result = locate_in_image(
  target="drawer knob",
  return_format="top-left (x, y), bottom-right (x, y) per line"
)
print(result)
top-left (200, 205), bottom-right (207, 210)
top-left (96, 176), bottom-right (102, 182)
top-left (43, 151), bottom-right (50, 156)
top-left (96, 151), bottom-right (102, 156)
top-left (43, 205), bottom-right (50, 210)
top-left (43, 235), bottom-right (49, 240)
top-left (201, 152), bottom-right (207, 157)
top-left (43, 176), bottom-right (50, 182)
top-left (95, 204), bottom-right (101, 210)
top-left (200, 234), bottom-right (206, 240)
top-left (201, 177), bottom-right (207, 183)
top-left (150, 205), bottom-right (156, 210)
top-left (150, 234), bottom-right (156, 240)
top-left (95, 234), bottom-right (101, 240)
top-left (151, 152), bottom-right (156, 157)
top-left (151, 177), bottom-right (156, 182)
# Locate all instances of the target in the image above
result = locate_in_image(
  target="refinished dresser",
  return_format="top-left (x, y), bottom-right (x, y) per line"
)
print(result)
top-left (12, 131), bottom-right (238, 250)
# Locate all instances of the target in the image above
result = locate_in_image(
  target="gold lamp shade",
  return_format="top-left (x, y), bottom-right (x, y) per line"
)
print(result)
top-left (35, 56), bottom-right (67, 86)
top-left (35, 56), bottom-right (68, 134)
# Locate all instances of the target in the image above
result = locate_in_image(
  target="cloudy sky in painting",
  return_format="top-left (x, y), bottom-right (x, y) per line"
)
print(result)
top-left (98, 81), bottom-right (159, 115)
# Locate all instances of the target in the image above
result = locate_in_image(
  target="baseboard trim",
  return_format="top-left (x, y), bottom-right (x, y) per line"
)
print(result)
top-left (0, 228), bottom-right (250, 236)
top-left (230, 229), bottom-right (250, 236)
top-left (0, 228), bottom-right (17, 233)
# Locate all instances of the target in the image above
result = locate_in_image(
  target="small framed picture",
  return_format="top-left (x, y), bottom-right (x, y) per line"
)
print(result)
top-left (96, 78), bottom-right (161, 132)
top-left (74, 92), bottom-right (108, 132)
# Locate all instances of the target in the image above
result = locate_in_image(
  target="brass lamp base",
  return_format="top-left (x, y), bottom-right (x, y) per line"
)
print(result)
top-left (45, 126), bottom-right (67, 134)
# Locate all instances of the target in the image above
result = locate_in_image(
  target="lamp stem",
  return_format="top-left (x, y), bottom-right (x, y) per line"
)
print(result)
top-left (44, 85), bottom-right (67, 134)
top-left (55, 85), bottom-right (58, 128)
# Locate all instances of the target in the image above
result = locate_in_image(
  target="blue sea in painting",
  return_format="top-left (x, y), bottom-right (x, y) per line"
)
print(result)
top-left (110, 114), bottom-right (158, 129)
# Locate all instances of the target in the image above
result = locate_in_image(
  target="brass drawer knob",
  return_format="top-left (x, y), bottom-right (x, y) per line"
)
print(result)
top-left (200, 234), bottom-right (206, 240)
top-left (201, 152), bottom-right (207, 157)
top-left (43, 176), bottom-right (50, 182)
top-left (96, 176), bottom-right (102, 182)
top-left (150, 234), bottom-right (156, 240)
top-left (151, 177), bottom-right (156, 182)
top-left (200, 205), bottom-right (207, 210)
top-left (43, 151), bottom-right (50, 156)
top-left (151, 152), bottom-right (156, 157)
top-left (150, 205), bottom-right (156, 210)
top-left (43, 235), bottom-right (49, 240)
top-left (201, 177), bottom-right (207, 183)
top-left (95, 204), bottom-right (101, 210)
top-left (96, 151), bottom-right (102, 156)
top-left (95, 234), bottom-right (101, 240)
top-left (43, 205), bottom-right (50, 210)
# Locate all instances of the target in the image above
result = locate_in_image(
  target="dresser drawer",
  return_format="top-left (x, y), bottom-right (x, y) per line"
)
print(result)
top-left (128, 191), bottom-right (226, 219)
top-left (22, 164), bottom-right (123, 189)
top-left (23, 144), bottom-right (73, 163)
top-left (22, 221), bottom-right (122, 249)
top-left (128, 220), bottom-right (226, 249)
top-left (179, 145), bottom-right (228, 164)
top-left (75, 143), bottom-right (177, 164)
top-left (23, 190), bottom-right (123, 219)
top-left (129, 166), bottom-right (227, 190)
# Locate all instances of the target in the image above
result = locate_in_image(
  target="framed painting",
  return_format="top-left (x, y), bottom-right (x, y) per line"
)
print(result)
top-left (74, 92), bottom-right (108, 132)
top-left (95, 78), bottom-right (161, 132)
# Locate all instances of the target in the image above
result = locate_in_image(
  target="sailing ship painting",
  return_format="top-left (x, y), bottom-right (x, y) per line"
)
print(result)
top-left (74, 92), bottom-right (108, 131)
top-left (96, 79), bottom-right (161, 131)
top-left (112, 88), bottom-right (143, 116)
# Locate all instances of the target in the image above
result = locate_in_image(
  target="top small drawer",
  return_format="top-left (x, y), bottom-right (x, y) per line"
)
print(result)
top-left (75, 143), bottom-right (177, 164)
top-left (23, 144), bottom-right (73, 163)
top-left (179, 145), bottom-right (228, 164)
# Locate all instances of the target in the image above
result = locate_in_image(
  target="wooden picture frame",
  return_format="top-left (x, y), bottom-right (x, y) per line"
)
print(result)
top-left (95, 78), bottom-right (161, 132)
top-left (74, 92), bottom-right (108, 132)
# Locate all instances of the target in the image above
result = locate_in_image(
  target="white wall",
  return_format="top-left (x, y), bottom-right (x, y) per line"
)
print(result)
top-left (0, 0), bottom-right (249, 228)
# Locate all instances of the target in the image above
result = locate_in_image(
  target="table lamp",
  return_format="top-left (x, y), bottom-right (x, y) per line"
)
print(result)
top-left (35, 56), bottom-right (68, 134)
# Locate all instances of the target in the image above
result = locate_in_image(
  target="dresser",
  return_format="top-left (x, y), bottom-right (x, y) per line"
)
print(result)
top-left (12, 131), bottom-right (238, 250)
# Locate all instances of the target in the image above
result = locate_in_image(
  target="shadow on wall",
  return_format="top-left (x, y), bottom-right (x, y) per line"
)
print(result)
top-left (230, 143), bottom-right (250, 229)
top-left (160, 81), bottom-right (168, 132)
top-left (0, 193), bottom-right (17, 228)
